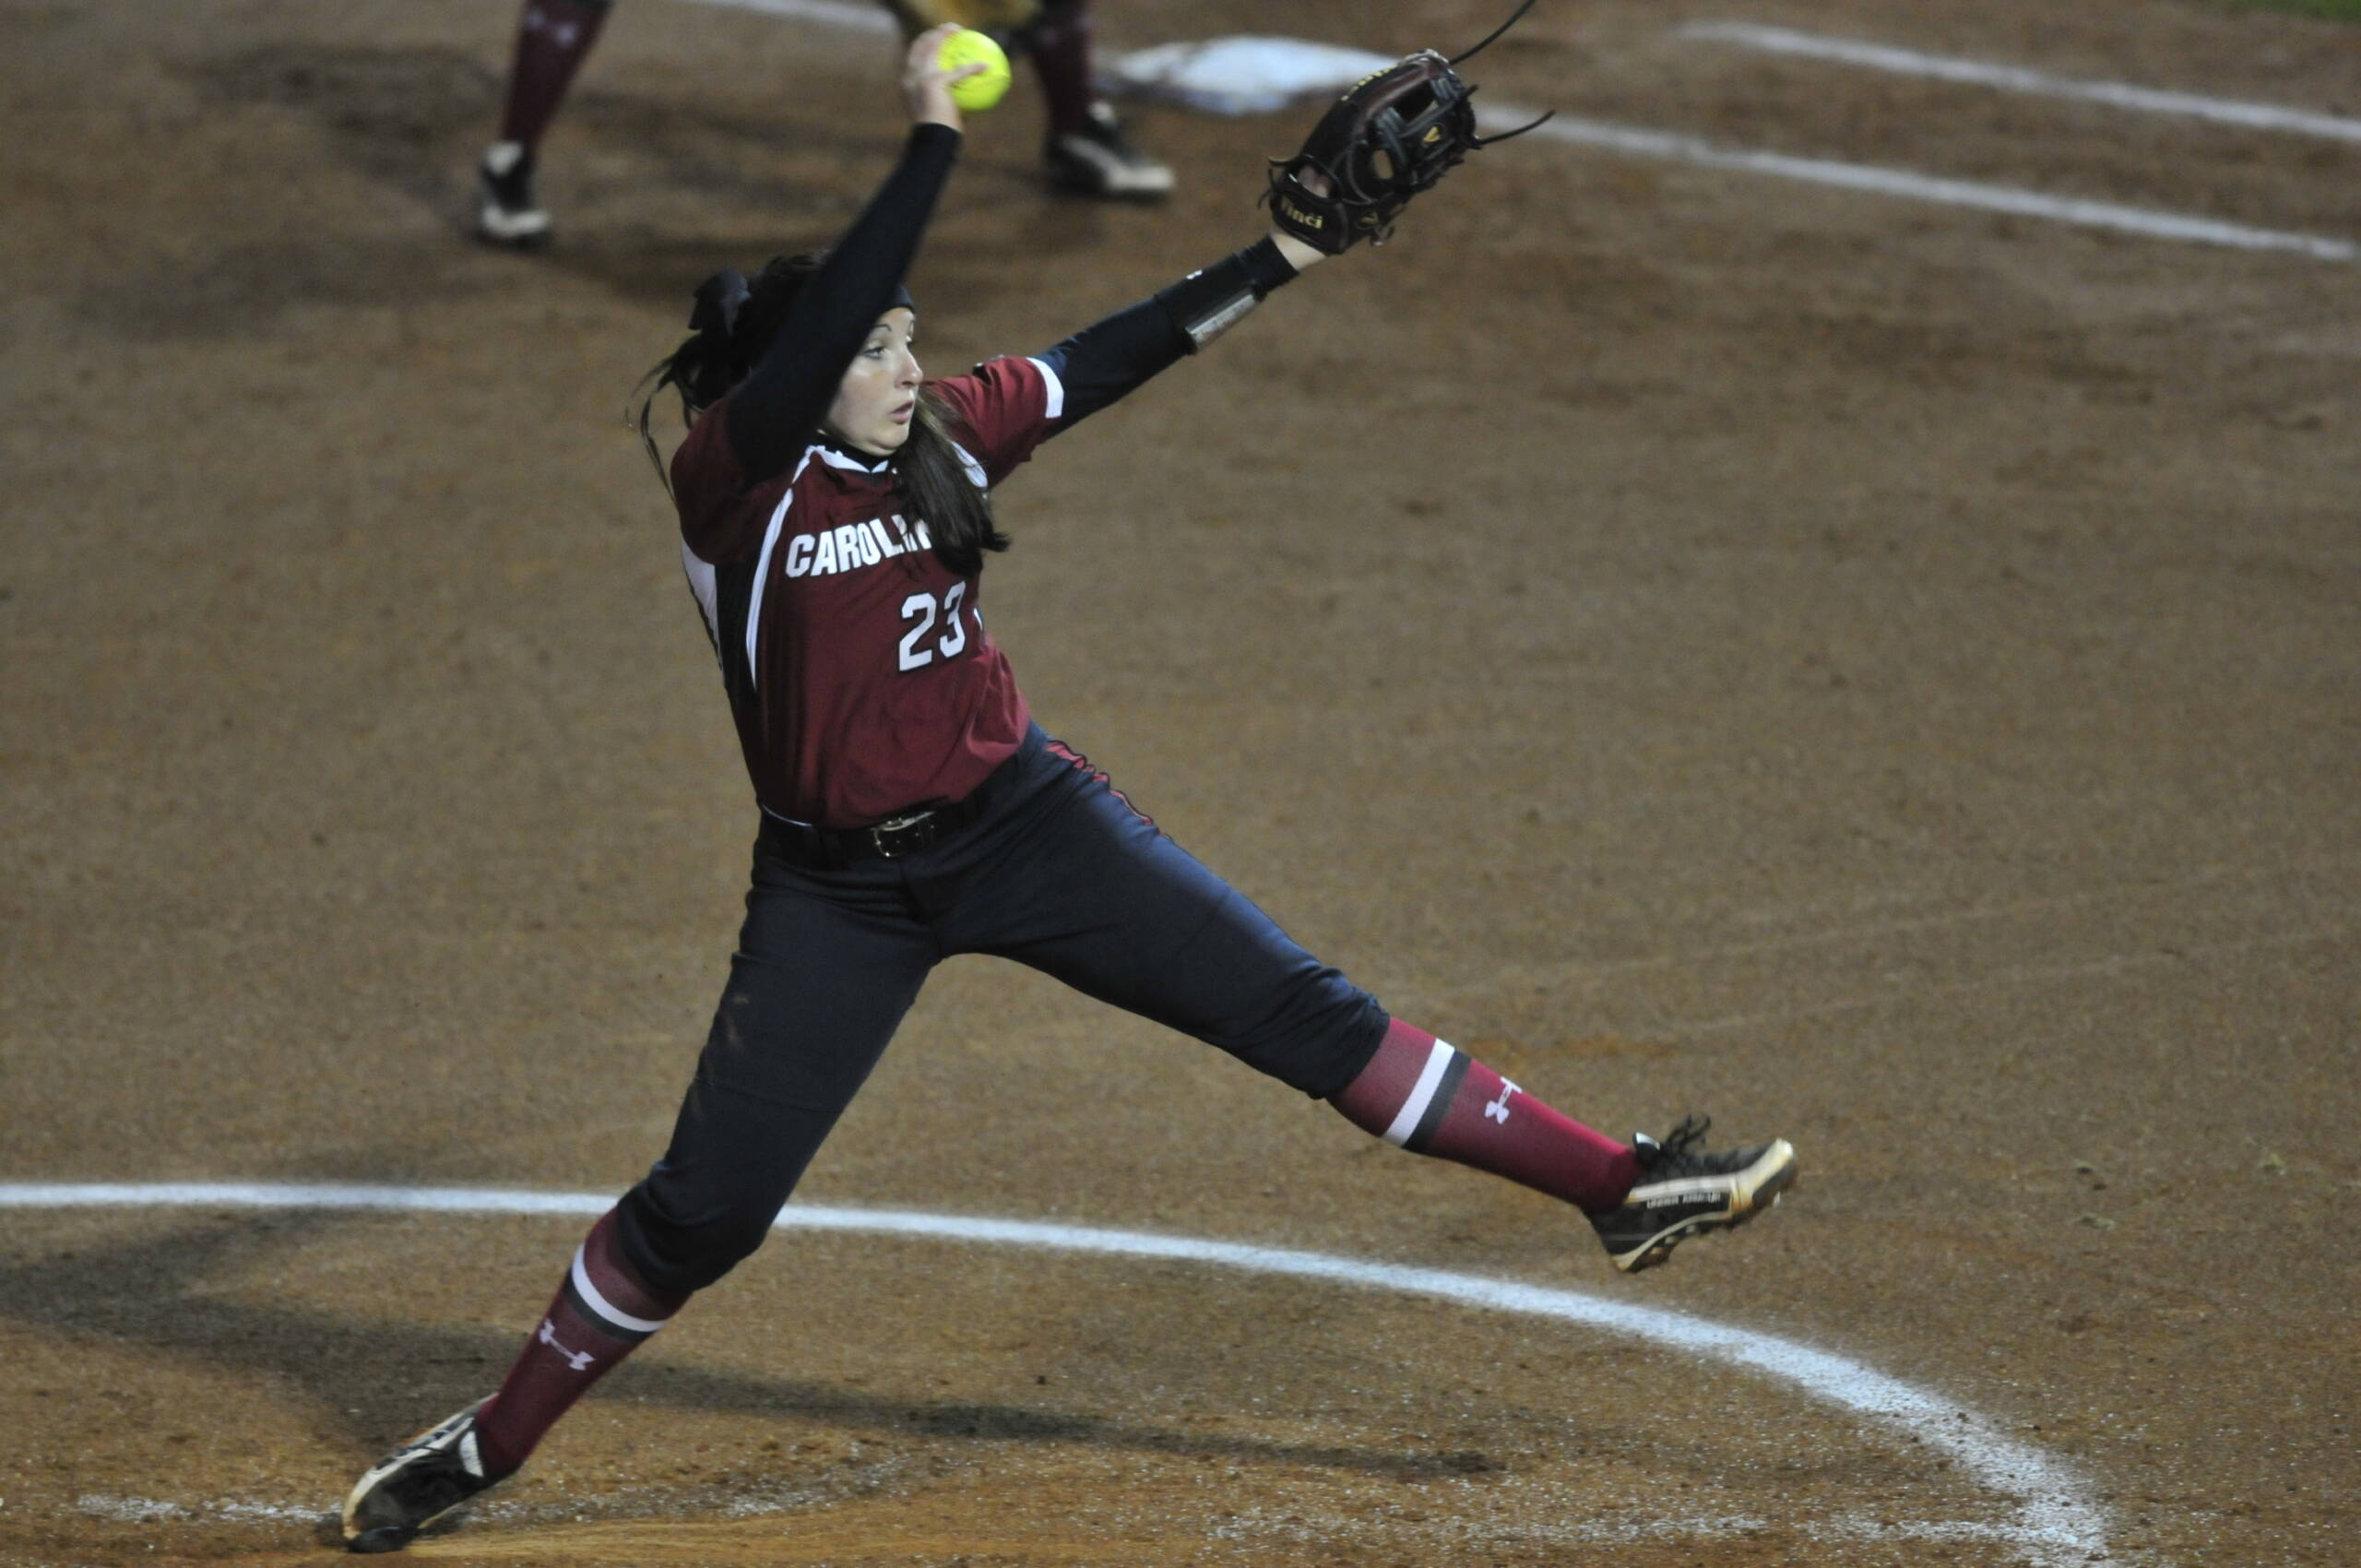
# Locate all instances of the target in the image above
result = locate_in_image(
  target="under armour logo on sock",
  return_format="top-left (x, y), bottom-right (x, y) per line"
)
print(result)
top-left (1484, 1079), bottom-right (1522, 1124)
top-left (538, 1317), bottom-right (597, 1372)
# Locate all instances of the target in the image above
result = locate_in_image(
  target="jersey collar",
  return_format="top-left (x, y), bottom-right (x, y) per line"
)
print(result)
top-left (813, 439), bottom-right (895, 476)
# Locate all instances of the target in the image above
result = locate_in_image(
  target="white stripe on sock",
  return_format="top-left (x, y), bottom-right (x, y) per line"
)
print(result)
top-left (569, 1247), bottom-right (670, 1336)
top-left (1381, 1038), bottom-right (1457, 1147)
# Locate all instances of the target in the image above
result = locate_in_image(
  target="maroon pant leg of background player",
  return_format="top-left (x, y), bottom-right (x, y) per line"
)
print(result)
top-left (497, 0), bottom-right (613, 153)
top-left (1027, 0), bottom-right (1097, 139)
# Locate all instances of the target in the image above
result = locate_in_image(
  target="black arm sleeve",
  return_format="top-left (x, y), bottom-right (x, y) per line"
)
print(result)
top-left (725, 124), bottom-right (962, 482)
top-left (1042, 237), bottom-right (1300, 429)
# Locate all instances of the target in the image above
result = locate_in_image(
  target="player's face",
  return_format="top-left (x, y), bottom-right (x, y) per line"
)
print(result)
top-left (826, 308), bottom-right (922, 457)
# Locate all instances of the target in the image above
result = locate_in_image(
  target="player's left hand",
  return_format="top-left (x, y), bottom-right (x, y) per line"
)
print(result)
top-left (1262, 2), bottom-right (1556, 258)
top-left (1264, 53), bottom-right (1483, 256)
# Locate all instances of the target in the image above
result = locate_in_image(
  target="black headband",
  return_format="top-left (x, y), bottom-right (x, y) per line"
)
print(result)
top-left (689, 268), bottom-right (751, 340)
top-left (687, 269), bottom-right (917, 344)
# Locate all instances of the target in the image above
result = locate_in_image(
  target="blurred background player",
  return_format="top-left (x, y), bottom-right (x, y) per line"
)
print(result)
top-left (476, 0), bottom-right (1172, 247)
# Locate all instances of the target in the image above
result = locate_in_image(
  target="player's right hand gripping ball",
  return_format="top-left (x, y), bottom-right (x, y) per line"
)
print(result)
top-left (939, 28), bottom-right (1012, 113)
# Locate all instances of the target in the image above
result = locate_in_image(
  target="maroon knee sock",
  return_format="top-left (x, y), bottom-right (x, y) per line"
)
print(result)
top-left (497, 0), bottom-right (613, 149)
top-left (471, 1209), bottom-right (685, 1476)
top-left (1332, 1019), bottom-right (1643, 1213)
top-left (1027, 0), bottom-right (1096, 139)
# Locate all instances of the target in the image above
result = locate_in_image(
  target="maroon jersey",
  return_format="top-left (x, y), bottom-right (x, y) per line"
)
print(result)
top-left (670, 354), bottom-right (1066, 827)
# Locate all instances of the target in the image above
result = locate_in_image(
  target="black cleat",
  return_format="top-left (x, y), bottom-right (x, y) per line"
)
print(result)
top-left (1590, 1115), bottom-right (1797, 1274)
top-left (1044, 101), bottom-right (1174, 200)
top-left (341, 1399), bottom-right (504, 1553)
top-left (475, 141), bottom-right (552, 248)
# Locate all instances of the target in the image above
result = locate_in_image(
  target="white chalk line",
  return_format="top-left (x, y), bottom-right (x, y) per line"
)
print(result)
top-left (670, 0), bottom-right (894, 33)
top-left (1683, 21), bottom-right (2361, 146)
top-left (73, 1494), bottom-right (319, 1525)
top-left (2, 1182), bottom-right (2113, 1567)
top-left (657, 0), bottom-right (2353, 262)
top-left (1480, 106), bottom-right (2355, 262)
top-left (53, 1489), bottom-right (2057, 1550)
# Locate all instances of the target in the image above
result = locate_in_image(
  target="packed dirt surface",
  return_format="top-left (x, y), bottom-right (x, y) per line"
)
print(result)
top-left (5, 1), bottom-right (2356, 1563)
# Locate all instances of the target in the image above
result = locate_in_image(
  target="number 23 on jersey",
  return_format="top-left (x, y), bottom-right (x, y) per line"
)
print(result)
top-left (897, 582), bottom-right (977, 671)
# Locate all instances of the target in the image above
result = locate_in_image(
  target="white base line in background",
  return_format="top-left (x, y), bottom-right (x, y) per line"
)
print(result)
top-left (3, 1182), bottom-right (2113, 1568)
top-left (1483, 105), bottom-right (2357, 263)
top-left (1683, 21), bottom-right (2361, 147)
top-left (672, 0), bottom-right (893, 32)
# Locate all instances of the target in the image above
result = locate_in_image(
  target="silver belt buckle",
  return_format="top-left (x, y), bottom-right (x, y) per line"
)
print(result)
top-left (870, 810), bottom-right (934, 859)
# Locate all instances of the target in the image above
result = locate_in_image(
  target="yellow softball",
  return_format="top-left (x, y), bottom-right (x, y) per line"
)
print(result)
top-left (939, 29), bottom-right (1012, 113)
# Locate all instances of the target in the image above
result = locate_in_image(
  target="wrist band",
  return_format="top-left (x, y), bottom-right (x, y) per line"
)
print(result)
top-left (1156, 237), bottom-right (1302, 352)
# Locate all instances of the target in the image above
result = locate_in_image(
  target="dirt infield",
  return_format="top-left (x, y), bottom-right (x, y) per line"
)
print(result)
top-left (4, 1), bottom-right (2355, 1563)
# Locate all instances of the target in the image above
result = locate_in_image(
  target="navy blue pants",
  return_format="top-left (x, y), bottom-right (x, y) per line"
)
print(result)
top-left (614, 727), bottom-right (1390, 1294)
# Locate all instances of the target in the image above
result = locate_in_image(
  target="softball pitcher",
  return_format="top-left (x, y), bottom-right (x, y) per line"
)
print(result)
top-left (345, 20), bottom-right (1796, 1552)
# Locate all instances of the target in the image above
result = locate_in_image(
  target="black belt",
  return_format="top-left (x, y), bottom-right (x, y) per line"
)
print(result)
top-left (756, 738), bottom-right (1038, 869)
top-left (759, 795), bottom-right (988, 868)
